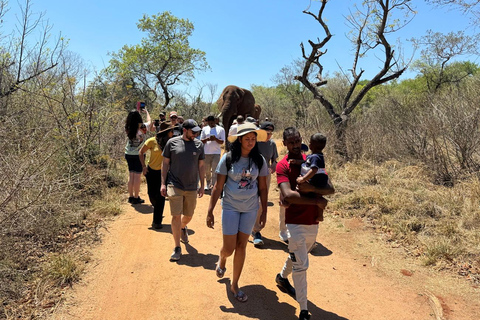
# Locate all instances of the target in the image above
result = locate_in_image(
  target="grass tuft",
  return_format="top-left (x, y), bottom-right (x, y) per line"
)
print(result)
top-left (44, 254), bottom-right (81, 286)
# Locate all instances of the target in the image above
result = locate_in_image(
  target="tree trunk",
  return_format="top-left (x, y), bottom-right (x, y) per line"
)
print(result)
top-left (333, 117), bottom-right (349, 162)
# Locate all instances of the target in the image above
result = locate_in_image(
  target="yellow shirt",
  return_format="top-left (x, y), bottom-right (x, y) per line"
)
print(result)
top-left (144, 137), bottom-right (164, 170)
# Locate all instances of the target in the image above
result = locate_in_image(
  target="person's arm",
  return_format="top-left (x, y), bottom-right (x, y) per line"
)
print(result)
top-left (212, 128), bottom-right (225, 145)
top-left (270, 143), bottom-right (278, 174)
top-left (288, 159), bottom-right (305, 165)
top-left (200, 129), bottom-right (209, 144)
top-left (257, 175), bottom-right (268, 228)
top-left (160, 157), bottom-right (170, 197)
top-left (270, 160), bottom-right (277, 174)
top-left (296, 178), bottom-right (335, 196)
top-left (206, 174), bottom-right (226, 229)
top-left (139, 144), bottom-right (149, 176)
top-left (211, 135), bottom-right (224, 145)
top-left (197, 159), bottom-right (205, 198)
top-left (297, 167), bottom-right (318, 184)
top-left (142, 109), bottom-right (153, 130)
top-left (279, 181), bottom-right (327, 208)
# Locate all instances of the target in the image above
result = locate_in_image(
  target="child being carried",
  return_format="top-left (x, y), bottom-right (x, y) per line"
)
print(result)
top-left (289, 133), bottom-right (329, 222)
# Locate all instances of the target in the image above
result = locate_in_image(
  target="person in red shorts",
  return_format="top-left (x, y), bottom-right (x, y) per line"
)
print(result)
top-left (275, 127), bottom-right (335, 320)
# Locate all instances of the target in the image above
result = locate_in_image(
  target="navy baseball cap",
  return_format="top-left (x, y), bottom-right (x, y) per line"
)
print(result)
top-left (182, 119), bottom-right (201, 132)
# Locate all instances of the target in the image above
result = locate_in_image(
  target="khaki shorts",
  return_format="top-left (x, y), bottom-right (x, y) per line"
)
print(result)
top-left (167, 185), bottom-right (198, 217)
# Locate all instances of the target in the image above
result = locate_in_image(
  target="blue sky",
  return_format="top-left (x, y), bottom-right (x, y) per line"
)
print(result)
top-left (3, 0), bottom-right (476, 98)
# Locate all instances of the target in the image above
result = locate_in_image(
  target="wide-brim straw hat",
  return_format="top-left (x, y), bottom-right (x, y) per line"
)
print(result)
top-left (156, 121), bottom-right (177, 135)
top-left (227, 123), bottom-right (268, 143)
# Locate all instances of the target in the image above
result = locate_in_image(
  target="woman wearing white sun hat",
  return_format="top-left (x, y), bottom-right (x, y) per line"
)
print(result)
top-left (206, 122), bottom-right (269, 303)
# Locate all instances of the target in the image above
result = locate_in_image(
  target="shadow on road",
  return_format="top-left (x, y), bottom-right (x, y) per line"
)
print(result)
top-left (217, 278), bottom-right (349, 320)
top-left (251, 237), bottom-right (289, 253)
top-left (174, 243), bottom-right (218, 271)
top-left (250, 239), bottom-right (333, 258)
top-left (309, 242), bottom-right (333, 257)
top-left (130, 203), bottom-right (153, 214)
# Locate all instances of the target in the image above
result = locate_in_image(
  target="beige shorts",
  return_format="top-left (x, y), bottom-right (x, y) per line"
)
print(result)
top-left (167, 185), bottom-right (198, 217)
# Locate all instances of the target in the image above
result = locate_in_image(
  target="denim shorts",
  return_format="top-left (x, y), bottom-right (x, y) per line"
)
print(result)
top-left (125, 154), bottom-right (142, 173)
top-left (222, 209), bottom-right (257, 236)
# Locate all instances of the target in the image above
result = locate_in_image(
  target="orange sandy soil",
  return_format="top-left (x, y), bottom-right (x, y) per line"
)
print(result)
top-left (51, 182), bottom-right (480, 320)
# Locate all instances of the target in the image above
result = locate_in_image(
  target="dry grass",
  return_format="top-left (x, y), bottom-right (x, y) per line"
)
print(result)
top-left (275, 140), bottom-right (480, 282)
top-left (327, 160), bottom-right (480, 282)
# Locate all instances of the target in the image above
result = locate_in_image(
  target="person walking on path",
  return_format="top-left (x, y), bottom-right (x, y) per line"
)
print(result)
top-left (251, 121), bottom-right (278, 246)
top-left (161, 119), bottom-right (205, 261)
top-left (275, 127), bottom-right (335, 320)
top-left (139, 122), bottom-right (175, 229)
top-left (124, 107), bottom-right (151, 204)
top-left (206, 123), bottom-right (269, 302)
top-left (200, 115), bottom-right (225, 190)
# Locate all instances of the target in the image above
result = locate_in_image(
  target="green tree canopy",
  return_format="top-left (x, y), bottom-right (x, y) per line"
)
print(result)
top-left (108, 11), bottom-right (209, 108)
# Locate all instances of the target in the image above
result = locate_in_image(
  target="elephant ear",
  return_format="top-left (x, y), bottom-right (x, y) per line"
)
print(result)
top-left (234, 87), bottom-right (244, 101)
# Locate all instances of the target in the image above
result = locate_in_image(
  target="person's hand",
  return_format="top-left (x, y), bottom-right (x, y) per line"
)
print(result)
top-left (296, 182), bottom-right (315, 193)
top-left (142, 166), bottom-right (148, 176)
top-left (206, 212), bottom-right (214, 229)
top-left (296, 176), bottom-right (305, 185)
top-left (160, 184), bottom-right (167, 197)
top-left (210, 136), bottom-right (215, 141)
top-left (197, 187), bottom-right (204, 198)
top-left (258, 211), bottom-right (267, 228)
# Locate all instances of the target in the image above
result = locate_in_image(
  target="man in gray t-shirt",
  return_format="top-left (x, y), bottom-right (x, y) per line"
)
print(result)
top-left (161, 119), bottom-right (205, 261)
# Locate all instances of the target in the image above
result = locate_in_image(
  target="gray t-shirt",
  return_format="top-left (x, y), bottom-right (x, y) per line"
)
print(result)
top-left (162, 136), bottom-right (205, 191)
top-left (257, 139), bottom-right (278, 168)
top-left (216, 154), bottom-right (268, 212)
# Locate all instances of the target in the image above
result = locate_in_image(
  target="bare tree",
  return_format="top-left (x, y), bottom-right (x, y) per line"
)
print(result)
top-left (411, 30), bottom-right (480, 92)
top-left (0, 0), bottom-right (64, 106)
top-left (294, 0), bottom-right (415, 161)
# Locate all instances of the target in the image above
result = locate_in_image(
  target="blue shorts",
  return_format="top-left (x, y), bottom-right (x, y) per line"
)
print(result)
top-left (222, 209), bottom-right (257, 236)
top-left (125, 154), bottom-right (142, 173)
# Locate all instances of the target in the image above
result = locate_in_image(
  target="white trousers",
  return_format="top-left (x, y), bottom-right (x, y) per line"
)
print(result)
top-left (280, 223), bottom-right (318, 310)
top-left (279, 206), bottom-right (290, 240)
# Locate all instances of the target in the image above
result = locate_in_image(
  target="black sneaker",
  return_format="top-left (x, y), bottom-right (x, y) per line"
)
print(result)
top-left (276, 273), bottom-right (296, 298)
top-left (151, 223), bottom-right (163, 229)
top-left (299, 310), bottom-right (310, 320)
top-left (170, 246), bottom-right (181, 261)
top-left (252, 231), bottom-right (264, 246)
top-left (135, 197), bottom-right (145, 204)
top-left (181, 226), bottom-right (189, 243)
top-left (128, 196), bottom-right (135, 203)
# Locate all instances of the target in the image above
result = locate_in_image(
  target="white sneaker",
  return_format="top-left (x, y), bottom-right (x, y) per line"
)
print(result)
top-left (279, 231), bottom-right (290, 242)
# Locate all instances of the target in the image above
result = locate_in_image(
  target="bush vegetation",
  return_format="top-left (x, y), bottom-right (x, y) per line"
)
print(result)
top-left (1, 1), bottom-right (480, 318)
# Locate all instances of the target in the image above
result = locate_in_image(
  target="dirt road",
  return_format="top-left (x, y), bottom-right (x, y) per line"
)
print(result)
top-left (52, 183), bottom-right (480, 320)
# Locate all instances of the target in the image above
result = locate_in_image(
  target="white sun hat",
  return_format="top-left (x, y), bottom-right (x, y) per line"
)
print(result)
top-left (227, 122), bottom-right (268, 143)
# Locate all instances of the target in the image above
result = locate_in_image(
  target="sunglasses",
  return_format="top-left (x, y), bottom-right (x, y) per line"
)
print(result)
top-left (170, 116), bottom-right (178, 119)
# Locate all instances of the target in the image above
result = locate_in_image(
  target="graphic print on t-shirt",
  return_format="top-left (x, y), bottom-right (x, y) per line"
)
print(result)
top-left (238, 166), bottom-right (254, 189)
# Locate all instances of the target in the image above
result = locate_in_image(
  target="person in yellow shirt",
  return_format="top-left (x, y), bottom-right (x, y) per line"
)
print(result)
top-left (139, 122), bottom-right (175, 229)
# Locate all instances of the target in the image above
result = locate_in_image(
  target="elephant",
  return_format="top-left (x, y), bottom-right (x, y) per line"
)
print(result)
top-left (253, 104), bottom-right (261, 120)
top-left (216, 85), bottom-right (261, 139)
